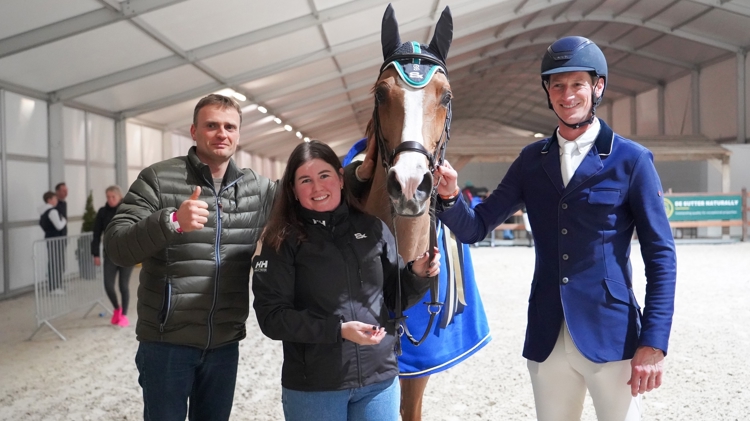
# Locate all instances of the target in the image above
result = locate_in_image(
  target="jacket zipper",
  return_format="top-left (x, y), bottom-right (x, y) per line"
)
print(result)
top-left (159, 279), bottom-right (173, 333)
top-left (205, 185), bottom-right (225, 350)
top-left (338, 227), bottom-right (364, 387)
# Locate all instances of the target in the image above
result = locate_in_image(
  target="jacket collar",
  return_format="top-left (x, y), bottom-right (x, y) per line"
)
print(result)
top-left (541, 118), bottom-right (614, 156)
top-left (540, 119), bottom-right (613, 195)
top-left (187, 146), bottom-right (244, 191)
top-left (298, 201), bottom-right (349, 230)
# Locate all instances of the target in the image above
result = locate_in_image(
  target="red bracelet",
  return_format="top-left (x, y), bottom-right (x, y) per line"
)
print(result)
top-left (170, 212), bottom-right (183, 233)
top-left (439, 187), bottom-right (460, 200)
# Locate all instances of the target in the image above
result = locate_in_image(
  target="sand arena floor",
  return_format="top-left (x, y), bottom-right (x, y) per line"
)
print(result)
top-left (1, 242), bottom-right (748, 420)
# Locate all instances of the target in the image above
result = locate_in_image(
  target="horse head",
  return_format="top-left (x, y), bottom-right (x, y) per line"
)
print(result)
top-left (370, 4), bottom-right (453, 217)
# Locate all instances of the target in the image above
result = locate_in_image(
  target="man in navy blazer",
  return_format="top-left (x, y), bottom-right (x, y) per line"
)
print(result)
top-left (435, 36), bottom-right (676, 421)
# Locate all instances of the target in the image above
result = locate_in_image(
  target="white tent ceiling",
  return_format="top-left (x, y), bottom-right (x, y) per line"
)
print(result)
top-left (1, 0), bottom-right (748, 160)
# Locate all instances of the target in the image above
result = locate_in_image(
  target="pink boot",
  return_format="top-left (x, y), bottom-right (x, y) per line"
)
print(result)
top-left (117, 314), bottom-right (130, 327)
top-left (111, 308), bottom-right (122, 325)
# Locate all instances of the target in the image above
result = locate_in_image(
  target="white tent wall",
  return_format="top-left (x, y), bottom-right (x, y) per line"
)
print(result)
top-left (62, 106), bottom-right (87, 228)
top-left (87, 113), bottom-right (116, 210)
top-left (164, 132), bottom-right (194, 160)
top-left (234, 148), bottom-right (285, 181)
top-left (0, 91), bottom-right (119, 296)
top-left (125, 122), bottom-right (164, 188)
top-left (2, 91), bottom-right (48, 292)
top-left (62, 107), bottom-right (116, 233)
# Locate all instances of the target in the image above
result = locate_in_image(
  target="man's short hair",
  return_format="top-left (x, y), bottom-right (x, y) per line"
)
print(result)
top-left (54, 182), bottom-right (66, 192)
top-left (193, 94), bottom-right (242, 127)
top-left (105, 185), bottom-right (123, 196)
top-left (43, 191), bottom-right (56, 203)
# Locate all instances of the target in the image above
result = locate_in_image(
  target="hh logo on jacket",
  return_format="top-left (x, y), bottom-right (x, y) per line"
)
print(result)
top-left (254, 260), bottom-right (268, 273)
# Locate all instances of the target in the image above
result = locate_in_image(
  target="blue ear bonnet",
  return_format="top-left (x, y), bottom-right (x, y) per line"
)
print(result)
top-left (380, 41), bottom-right (448, 88)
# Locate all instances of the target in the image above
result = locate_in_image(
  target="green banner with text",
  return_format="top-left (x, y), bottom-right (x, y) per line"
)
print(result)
top-left (663, 195), bottom-right (742, 221)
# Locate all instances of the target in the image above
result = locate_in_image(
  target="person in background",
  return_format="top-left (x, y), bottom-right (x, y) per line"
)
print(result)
top-left (91, 185), bottom-right (133, 327)
top-left (39, 191), bottom-right (67, 294)
top-left (252, 140), bottom-right (440, 421)
top-left (55, 182), bottom-right (68, 236)
top-left (434, 36), bottom-right (676, 421)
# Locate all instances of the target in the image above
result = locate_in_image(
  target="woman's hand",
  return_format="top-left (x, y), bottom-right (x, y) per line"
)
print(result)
top-left (341, 321), bottom-right (386, 345)
top-left (93, 256), bottom-right (101, 266)
top-left (410, 247), bottom-right (441, 278)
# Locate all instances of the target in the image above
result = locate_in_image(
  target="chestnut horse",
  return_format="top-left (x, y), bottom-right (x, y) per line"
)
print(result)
top-left (350, 5), bottom-right (491, 420)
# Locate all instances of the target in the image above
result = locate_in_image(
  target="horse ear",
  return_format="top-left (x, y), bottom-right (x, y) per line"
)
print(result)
top-left (428, 6), bottom-right (453, 63)
top-left (381, 3), bottom-right (401, 60)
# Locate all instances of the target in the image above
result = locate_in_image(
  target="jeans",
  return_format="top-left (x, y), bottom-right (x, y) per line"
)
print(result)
top-left (282, 377), bottom-right (400, 421)
top-left (135, 341), bottom-right (239, 421)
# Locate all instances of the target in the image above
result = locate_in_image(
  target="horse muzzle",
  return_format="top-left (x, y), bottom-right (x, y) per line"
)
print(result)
top-left (386, 168), bottom-right (433, 217)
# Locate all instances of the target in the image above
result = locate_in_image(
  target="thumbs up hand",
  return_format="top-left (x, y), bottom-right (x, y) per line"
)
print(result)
top-left (176, 186), bottom-right (209, 232)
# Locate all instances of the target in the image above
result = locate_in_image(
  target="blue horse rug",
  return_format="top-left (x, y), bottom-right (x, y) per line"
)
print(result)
top-left (343, 139), bottom-right (491, 377)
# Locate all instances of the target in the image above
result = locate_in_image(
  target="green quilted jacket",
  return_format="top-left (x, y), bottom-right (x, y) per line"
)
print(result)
top-left (104, 147), bottom-right (276, 349)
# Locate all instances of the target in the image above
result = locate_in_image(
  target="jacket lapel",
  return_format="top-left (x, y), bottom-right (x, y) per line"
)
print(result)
top-left (563, 148), bottom-right (603, 194)
top-left (541, 134), bottom-right (565, 196)
top-left (562, 119), bottom-right (614, 194)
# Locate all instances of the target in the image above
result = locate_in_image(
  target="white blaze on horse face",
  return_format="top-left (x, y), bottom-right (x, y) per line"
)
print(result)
top-left (391, 84), bottom-right (429, 201)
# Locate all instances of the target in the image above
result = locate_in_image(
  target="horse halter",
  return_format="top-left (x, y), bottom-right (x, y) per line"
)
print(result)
top-left (372, 46), bottom-right (452, 350)
top-left (372, 48), bottom-right (452, 176)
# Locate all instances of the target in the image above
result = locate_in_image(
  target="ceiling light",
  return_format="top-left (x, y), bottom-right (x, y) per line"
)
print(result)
top-left (304, 137), bottom-right (310, 142)
top-left (534, 133), bottom-right (545, 138)
top-left (257, 106), bottom-right (267, 114)
top-left (295, 131), bottom-right (302, 139)
top-left (215, 88), bottom-right (246, 102)
top-left (273, 117), bottom-right (282, 124)
top-left (284, 125), bottom-right (292, 131)
top-left (240, 104), bottom-right (257, 113)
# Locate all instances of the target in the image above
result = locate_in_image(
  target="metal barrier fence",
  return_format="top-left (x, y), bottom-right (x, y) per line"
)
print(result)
top-left (30, 233), bottom-right (110, 341)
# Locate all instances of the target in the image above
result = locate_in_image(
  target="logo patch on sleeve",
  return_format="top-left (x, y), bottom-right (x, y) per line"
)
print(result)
top-left (254, 260), bottom-right (268, 272)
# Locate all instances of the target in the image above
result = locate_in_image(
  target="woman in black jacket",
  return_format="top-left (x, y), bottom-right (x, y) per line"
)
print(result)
top-left (252, 141), bottom-right (439, 421)
top-left (91, 185), bottom-right (133, 327)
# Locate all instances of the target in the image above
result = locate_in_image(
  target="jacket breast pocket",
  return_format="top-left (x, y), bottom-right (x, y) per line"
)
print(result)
top-left (588, 189), bottom-right (620, 205)
top-left (586, 189), bottom-right (621, 229)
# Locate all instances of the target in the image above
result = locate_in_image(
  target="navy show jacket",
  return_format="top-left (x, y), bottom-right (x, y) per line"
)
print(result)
top-left (439, 119), bottom-right (676, 363)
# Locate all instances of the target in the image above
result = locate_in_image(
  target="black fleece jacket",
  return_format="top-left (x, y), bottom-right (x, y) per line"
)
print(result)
top-left (91, 203), bottom-right (119, 257)
top-left (252, 202), bottom-right (429, 392)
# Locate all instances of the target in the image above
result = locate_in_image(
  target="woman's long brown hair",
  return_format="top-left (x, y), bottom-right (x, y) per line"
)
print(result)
top-left (262, 140), bottom-right (362, 252)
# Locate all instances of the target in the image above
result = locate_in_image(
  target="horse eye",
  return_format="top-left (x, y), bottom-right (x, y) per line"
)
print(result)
top-left (375, 90), bottom-right (385, 105)
top-left (441, 92), bottom-right (452, 106)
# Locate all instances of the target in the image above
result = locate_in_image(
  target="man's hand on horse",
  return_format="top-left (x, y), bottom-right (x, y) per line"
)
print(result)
top-left (355, 138), bottom-right (377, 181)
top-left (176, 186), bottom-right (209, 232)
top-left (627, 346), bottom-right (665, 396)
top-left (341, 321), bottom-right (386, 345)
top-left (435, 161), bottom-right (459, 198)
top-left (411, 247), bottom-right (441, 278)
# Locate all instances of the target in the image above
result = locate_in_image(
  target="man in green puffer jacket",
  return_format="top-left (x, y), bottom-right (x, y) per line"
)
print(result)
top-left (104, 94), bottom-right (276, 421)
